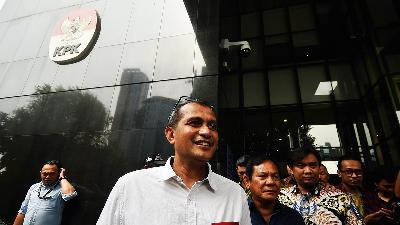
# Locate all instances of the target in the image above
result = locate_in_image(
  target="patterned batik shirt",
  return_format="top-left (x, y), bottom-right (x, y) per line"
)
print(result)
top-left (278, 183), bottom-right (364, 225)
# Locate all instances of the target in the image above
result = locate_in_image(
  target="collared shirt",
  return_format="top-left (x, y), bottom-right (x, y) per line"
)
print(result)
top-left (278, 183), bottom-right (364, 225)
top-left (18, 181), bottom-right (77, 225)
top-left (97, 157), bottom-right (251, 225)
top-left (247, 197), bottom-right (305, 225)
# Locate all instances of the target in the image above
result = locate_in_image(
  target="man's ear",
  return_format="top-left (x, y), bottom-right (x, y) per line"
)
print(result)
top-left (286, 165), bottom-right (293, 176)
top-left (165, 127), bottom-right (175, 144)
top-left (337, 170), bottom-right (342, 178)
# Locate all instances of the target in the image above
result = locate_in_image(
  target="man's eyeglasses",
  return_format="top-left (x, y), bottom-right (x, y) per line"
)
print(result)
top-left (166, 96), bottom-right (214, 125)
top-left (339, 169), bottom-right (363, 177)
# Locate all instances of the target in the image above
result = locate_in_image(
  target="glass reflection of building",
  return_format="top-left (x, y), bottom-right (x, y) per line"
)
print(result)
top-left (0, 0), bottom-right (399, 224)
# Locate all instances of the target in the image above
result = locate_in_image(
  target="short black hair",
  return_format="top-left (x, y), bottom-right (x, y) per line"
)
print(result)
top-left (236, 155), bottom-right (249, 167)
top-left (43, 160), bottom-right (62, 171)
top-left (287, 146), bottom-right (321, 168)
top-left (373, 168), bottom-right (396, 183)
top-left (337, 155), bottom-right (363, 170)
top-left (166, 96), bottom-right (215, 128)
top-left (246, 154), bottom-right (280, 180)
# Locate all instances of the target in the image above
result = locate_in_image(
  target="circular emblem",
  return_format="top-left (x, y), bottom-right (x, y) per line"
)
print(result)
top-left (49, 9), bottom-right (100, 64)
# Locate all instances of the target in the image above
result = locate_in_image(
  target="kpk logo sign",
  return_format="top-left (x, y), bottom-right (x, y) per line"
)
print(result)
top-left (49, 9), bottom-right (100, 64)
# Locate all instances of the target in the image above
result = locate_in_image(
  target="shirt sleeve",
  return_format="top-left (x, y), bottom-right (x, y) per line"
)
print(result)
top-left (240, 189), bottom-right (252, 225)
top-left (62, 190), bottom-right (78, 201)
top-left (18, 184), bottom-right (36, 214)
top-left (96, 178), bottom-right (125, 225)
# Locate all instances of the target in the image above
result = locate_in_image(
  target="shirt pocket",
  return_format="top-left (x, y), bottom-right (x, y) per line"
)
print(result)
top-left (37, 195), bottom-right (57, 209)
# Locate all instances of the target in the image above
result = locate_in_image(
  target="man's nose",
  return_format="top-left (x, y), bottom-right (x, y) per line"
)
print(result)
top-left (304, 166), bottom-right (312, 173)
top-left (199, 125), bottom-right (211, 136)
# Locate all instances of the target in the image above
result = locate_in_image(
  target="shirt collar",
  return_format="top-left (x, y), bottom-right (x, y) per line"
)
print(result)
top-left (159, 157), bottom-right (218, 191)
top-left (247, 196), bottom-right (282, 213)
top-left (291, 181), bottom-right (322, 196)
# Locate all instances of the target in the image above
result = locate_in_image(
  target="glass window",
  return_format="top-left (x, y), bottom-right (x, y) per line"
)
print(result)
top-left (0, 0), bottom-right (21, 22)
top-left (329, 63), bottom-right (359, 100)
top-left (219, 74), bottom-right (239, 108)
top-left (0, 96), bottom-right (20, 115)
top-left (14, 0), bottom-right (40, 18)
top-left (160, 0), bottom-right (195, 37)
top-left (385, 54), bottom-right (400, 73)
top-left (366, 0), bottom-right (399, 27)
top-left (192, 76), bottom-right (218, 106)
top-left (242, 39), bottom-right (264, 70)
top-left (0, 17), bottom-right (29, 63)
top-left (83, 45), bottom-right (124, 88)
top-left (14, 13), bottom-right (51, 60)
top-left (241, 12), bottom-right (261, 38)
top-left (0, 59), bottom-right (34, 98)
top-left (309, 124), bottom-right (341, 147)
top-left (268, 68), bottom-right (298, 105)
top-left (96, 0), bottom-right (133, 47)
top-left (150, 78), bottom-right (194, 100)
top-left (220, 16), bottom-right (239, 39)
top-left (153, 34), bottom-right (195, 81)
top-left (118, 40), bottom-right (157, 84)
top-left (52, 53), bottom-right (90, 90)
top-left (22, 57), bottom-right (59, 95)
top-left (289, 4), bottom-right (315, 31)
top-left (292, 31), bottom-right (318, 47)
top-left (110, 83), bottom-right (151, 130)
top-left (265, 34), bottom-right (289, 46)
top-left (243, 72), bottom-right (267, 107)
top-left (263, 8), bottom-right (288, 35)
top-left (126, 0), bottom-right (164, 42)
top-left (298, 65), bottom-right (330, 103)
top-left (194, 34), bottom-right (219, 76)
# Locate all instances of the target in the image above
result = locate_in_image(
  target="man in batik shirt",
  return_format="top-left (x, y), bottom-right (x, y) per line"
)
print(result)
top-left (278, 146), bottom-right (364, 225)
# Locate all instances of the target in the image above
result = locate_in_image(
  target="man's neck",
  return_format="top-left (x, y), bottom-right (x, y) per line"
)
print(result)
top-left (297, 184), bottom-right (316, 195)
top-left (341, 183), bottom-right (361, 194)
top-left (253, 198), bottom-right (277, 224)
top-left (172, 157), bottom-right (208, 189)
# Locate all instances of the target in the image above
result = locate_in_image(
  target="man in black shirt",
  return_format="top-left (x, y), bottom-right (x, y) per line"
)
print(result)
top-left (243, 155), bottom-right (305, 225)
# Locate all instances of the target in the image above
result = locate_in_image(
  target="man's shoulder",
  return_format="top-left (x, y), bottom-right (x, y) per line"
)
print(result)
top-left (210, 171), bottom-right (243, 191)
top-left (119, 166), bottom-right (164, 182)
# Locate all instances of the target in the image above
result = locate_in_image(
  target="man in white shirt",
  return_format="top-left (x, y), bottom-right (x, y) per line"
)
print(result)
top-left (97, 96), bottom-right (251, 225)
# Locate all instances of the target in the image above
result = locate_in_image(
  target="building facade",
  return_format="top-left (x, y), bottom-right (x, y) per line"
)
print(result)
top-left (0, 0), bottom-right (399, 224)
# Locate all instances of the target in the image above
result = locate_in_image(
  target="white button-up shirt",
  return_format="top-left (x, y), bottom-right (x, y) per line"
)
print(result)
top-left (97, 157), bottom-right (251, 225)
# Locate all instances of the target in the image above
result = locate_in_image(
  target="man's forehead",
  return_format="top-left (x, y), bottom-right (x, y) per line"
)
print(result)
top-left (180, 102), bottom-right (216, 119)
top-left (298, 153), bottom-right (319, 163)
top-left (41, 164), bottom-right (58, 171)
top-left (341, 160), bottom-right (362, 168)
top-left (254, 161), bottom-right (279, 172)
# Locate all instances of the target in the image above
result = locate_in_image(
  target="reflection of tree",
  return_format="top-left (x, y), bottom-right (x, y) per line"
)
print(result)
top-left (299, 125), bottom-right (316, 148)
top-left (0, 84), bottom-right (126, 225)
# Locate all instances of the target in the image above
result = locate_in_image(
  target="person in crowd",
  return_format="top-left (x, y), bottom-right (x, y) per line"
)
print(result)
top-left (13, 160), bottom-right (77, 225)
top-left (96, 96), bottom-right (251, 225)
top-left (279, 146), bottom-right (363, 225)
top-left (319, 164), bottom-right (330, 185)
top-left (363, 170), bottom-right (399, 225)
top-left (236, 154), bottom-right (249, 188)
top-left (337, 156), bottom-right (397, 224)
top-left (243, 154), bottom-right (305, 225)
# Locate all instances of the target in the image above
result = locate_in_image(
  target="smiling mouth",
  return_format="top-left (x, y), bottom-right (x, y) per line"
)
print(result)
top-left (194, 140), bottom-right (213, 147)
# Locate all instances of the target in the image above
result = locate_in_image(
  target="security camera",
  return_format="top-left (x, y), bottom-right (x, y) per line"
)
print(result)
top-left (219, 39), bottom-right (252, 57)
